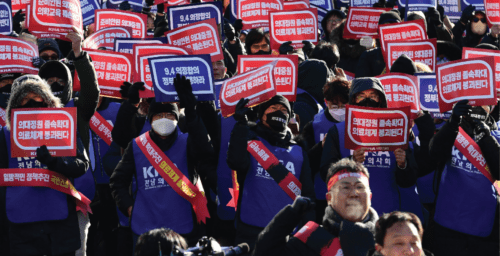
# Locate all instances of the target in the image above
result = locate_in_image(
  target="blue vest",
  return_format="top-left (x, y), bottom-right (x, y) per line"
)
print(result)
top-left (336, 122), bottom-right (423, 220)
top-left (240, 137), bottom-right (303, 228)
top-left (91, 102), bottom-right (120, 184)
top-left (3, 128), bottom-right (69, 223)
top-left (216, 115), bottom-right (237, 220)
top-left (130, 131), bottom-right (194, 236)
top-left (434, 130), bottom-right (500, 237)
top-left (311, 109), bottom-right (335, 200)
top-left (412, 124), bottom-right (436, 204)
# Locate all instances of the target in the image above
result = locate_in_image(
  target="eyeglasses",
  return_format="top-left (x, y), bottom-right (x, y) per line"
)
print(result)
top-left (356, 94), bottom-right (379, 102)
top-left (251, 43), bottom-right (270, 51)
top-left (46, 78), bottom-right (66, 86)
top-left (40, 54), bottom-right (58, 61)
top-left (327, 18), bottom-right (342, 24)
top-left (329, 105), bottom-right (345, 110)
top-left (336, 184), bottom-right (369, 194)
top-left (473, 17), bottom-right (487, 23)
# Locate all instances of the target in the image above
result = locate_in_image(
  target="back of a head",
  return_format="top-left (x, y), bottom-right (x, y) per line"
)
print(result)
top-left (375, 211), bottom-right (424, 246)
top-left (323, 78), bottom-right (351, 104)
top-left (134, 228), bottom-right (187, 256)
top-left (390, 54), bottom-right (418, 76)
top-left (310, 41), bottom-right (340, 69)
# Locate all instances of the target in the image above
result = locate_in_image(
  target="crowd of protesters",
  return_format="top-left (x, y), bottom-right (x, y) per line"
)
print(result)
top-left (0, 0), bottom-right (499, 255)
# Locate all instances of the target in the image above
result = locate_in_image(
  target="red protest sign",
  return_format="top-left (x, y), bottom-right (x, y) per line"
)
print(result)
top-left (165, 18), bottom-right (223, 62)
top-left (462, 47), bottom-right (500, 93)
top-left (377, 73), bottom-right (420, 119)
top-left (485, 0), bottom-right (500, 26)
top-left (343, 7), bottom-right (390, 39)
top-left (345, 105), bottom-right (410, 151)
top-left (0, 35), bottom-right (38, 74)
top-left (10, 107), bottom-right (77, 157)
top-left (154, 0), bottom-right (189, 6)
top-left (238, 0), bottom-right (283, 29)
top-left (437, 57), bottom-right (497, 112)
top-left (12, 0), bottom-right (30, 13)
top-left (133, 44), bottom-right (191, 98)
top-left (384, 39), bottom-right (437, 72)
top-left (220, 60), bottom-right (278, 117)
top-left (27, 0), bottom-right (83, 40)
top-left (74, 49), bottom-right (133, 98)
top-left (378, 19), bottom-right (427, 52)
top-left (238, 55), bottom-right (298, 102)
top-left (95, 9), bottom-right (147, 38)
top-left (283, 0), bottom-right (309, 10)
top-left (269, 9), bottom-right (318, 52)
top-left (82, 27), bottom-right (132, 50)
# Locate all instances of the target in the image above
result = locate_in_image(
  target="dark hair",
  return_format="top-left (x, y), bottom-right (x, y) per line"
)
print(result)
top-left (245, 28), bottom-right (269, 54)
top-left (134, 228), bottom-right (187, 256)
top-left (326, 158), bottom-right (370, 185)
top-left (375, 211), bottom-right (424, 246)
top-left (323, 78), bottom-right (350, 104)
top-left (310, 41), bottom-right (340, 69)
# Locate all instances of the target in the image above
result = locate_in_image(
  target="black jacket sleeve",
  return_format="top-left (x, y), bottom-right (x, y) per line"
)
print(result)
top-left (451, 21), bottom-right (467, 48)
top-left (301, 121), bottom-right (316, 152)
top-left (394, 147), bottom-right (418, 188)
top-left (319, 125), bottom-right (341, 182)
top-left (226, 122), bottom-right (252, 175)
top-left (429, 120), bottom-right (460, 169)
top-left (111, 101), bottom-right (142, 149)
top-left (477, 131), bottom-right (500, 180)
top-left (224, 38), bottom-right (245, 65)
top-left (102, 141), bottom-right (123, 177)
top-left (47, 139), bottom-right (89, 178)
top-left (480, 33), bottom-right (500, 48)
top-left (110, 142), bottom-right (136, 215)
top-left (413, 114), bottom-right (437, 177)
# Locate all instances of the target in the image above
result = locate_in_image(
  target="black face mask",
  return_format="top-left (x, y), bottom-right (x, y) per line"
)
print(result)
top-left (464, 106), bottom-right (489, 123)
top-left (50, 82), bottom-right (65, 95)
top-left (356, 98), bottom-right (380, 108)
top-left (0, 84), bottom-right (12, 95)
top-left (266, 110), bottom-right (288, 132)
top-left (253, 50), bottom-right (271, 55)
top-left (21, 99), bottom-right (47, 109)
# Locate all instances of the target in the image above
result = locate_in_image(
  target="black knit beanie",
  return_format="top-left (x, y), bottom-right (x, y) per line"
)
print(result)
top-left (257, 95), bottom-right (291, 121)
top-left (390, 54), bottom-right (418, 75)
top-left (379, 11), bottom-right (402, 25)
top-left (147, 101), bottom-right (179, 123)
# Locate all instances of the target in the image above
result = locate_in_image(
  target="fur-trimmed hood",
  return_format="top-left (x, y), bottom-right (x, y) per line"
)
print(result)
top-left (6, 75), bottom-right (61, 130)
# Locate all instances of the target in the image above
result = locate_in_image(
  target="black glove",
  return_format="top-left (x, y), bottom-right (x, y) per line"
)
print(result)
top-left (427, 7), bottom-right (442, 26)
top-left (460, 5), bottom-right (475, 24)
top-left (13, 9), bottom-right (25, 24)
top-left (437, 5), bottom-right (445, 21)
top-left (450, 99), bottom-right (472, 125)
top-left (291, 196), bottom-right (315, 216)
top-left (128, 82), bottom-right (145, 104)
top-left (119, 81), bottom-right (132, 99)
top-left (119, 1), bottom-right (131, 10)
top-left (473, 119), bottom-right (491, 139)
top-left (145, 0), bottom-right (154, 6)
top-left (173, 74), bottom-right (196, 112)
top-left (279, 41), bottom-right (294, 55)
top-left (157, 3), bottom-right (164, 13)
top-left (32, 56), bottom-right (47, 69)
top-left (233, 98), bottom-right (250, 123)
top-left (224, 22), bottom-right (236, 42)
top-left (386, 0), bottom-right (397, 8)
top-left (36, 145), bottom-right (57, 166)
top-left (302, 40), bottom-right (314, 57)
top-left (234, 19), bottom-right (243, 32)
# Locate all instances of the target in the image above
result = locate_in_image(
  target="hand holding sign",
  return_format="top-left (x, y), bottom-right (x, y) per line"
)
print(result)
top-left (65, 26), bottom-right (82, 58)
top-left (394, 148), bottom-right (406, 169)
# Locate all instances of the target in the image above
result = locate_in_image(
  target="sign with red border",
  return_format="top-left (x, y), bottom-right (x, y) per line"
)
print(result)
top-left (377, 73), bottom-right (420, 119)
top-left (283, 0), bottom-right (309, 10)
top-left (379, 19), bottom-right (427, 52)
top-left (343, 7), bottom-right (390, 39)
top-left (238, 0), bottom-right (283, 29)
top-left (27, 0), bottom-right (83, 40)
top-left (0, 35), bottom-right (38, 74)
top-left (82, 26), bottom-right (132, 50)
top-left (462, 47), bottom-right (500, 93)
top-left (95, 9), bottom-right (147, 38)
top-left (485, 0), bottom-right (500, 26)
top-left (269, 8), bottom-right (318, 52)
top-left (383, 39), bottom-right (436, 72)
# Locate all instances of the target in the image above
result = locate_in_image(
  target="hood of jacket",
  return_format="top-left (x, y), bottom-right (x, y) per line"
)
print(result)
top-left (348, 77), bottom-right (388, 108)
top-left (298, 59), bottom-right (332, 104)
top-left (38, 60), bottom-right (73, 105)
top-left (6, 75), bottom-right (61, 130)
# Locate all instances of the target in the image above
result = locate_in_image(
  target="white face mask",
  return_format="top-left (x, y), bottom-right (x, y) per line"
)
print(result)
top-left (329, 108), bottom-right (346, 122)
top-left (152, 118), bottom-right (177, 136)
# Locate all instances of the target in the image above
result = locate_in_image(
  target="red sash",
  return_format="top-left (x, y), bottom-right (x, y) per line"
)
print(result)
top-left (246, 140), bottom-right (302, 200)
top-left (294, 221), bottom-right (342, 255)
top-left (0, 107), bottom-right (6, 127)
top-left (89, 112), bottom-right (113, 146)
top-left (0, 168), bottom-right (92, 215)
top-left (454, 127), bottom-right (500, 192)
top-left (135, 132), bottom-right (210, 224)
top-left (227, 170), bottom-right (239, 210)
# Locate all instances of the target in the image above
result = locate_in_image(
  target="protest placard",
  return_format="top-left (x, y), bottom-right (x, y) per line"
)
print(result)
top-left (283, 0), bottom-right (309, 10)
top-left (379, 19), bottom-right (427, 52)
top-left (269, 8), bottom-right (318, 52)
top-left (167, 2), bottom-right (223, 32)
top-left (237, 0), bottom-right (283, 29)
top-left (134, 44), bottom-right (191, 98)
top-left (74, 49), bottom-right (132, 98)
top-left (349, 0), bottom-right (378, 7)
top-left (485, 0), bottom-right (500, 26)
top-left (384, 39), bottom-right (437, 72)
top-left (82, 26), bottom-right (131, 50)
top-left (0, 35), bottom-right (38, 74)
top-left (0, 0), bottom-right (12, 35)
top-left (148, 54), bottom-right (214, 102)
top-left (165, 18), bottom-right (223, 61)
top-left (12, 0), bottom-right (30, 13)
top-left (238, 55), bottom-right (298, 102)
top-left (95, 9), bottom-right (147, 38)
top-left (343, 7), bottom-right (390, 39)
top-left (106, 0), bottom-right (143, 12)
top-left (81, 0), bottom-right (100, 25)
top-left (377, 73), bottom-right (420, 119)
top-left (437, 57), bottom-right (497, 112)
top-left (309, 0), bottom-right (332, 10)
top-left (221, 60), bottom-right (278, 117)
top-left (438, 0), bottom-right (460, 22)
top-left (462, 47), bottom-right (500, 93)
top-left (397, 0), bottom-right (436, 11)
top-left (461, 0), bottom-right (483, 11)
top-left (154, 0), bottom-right (189, 6)
top-left (27, 0), bottom-right (83, 40)
top-left (113, 37), bottom-right (169, 54)
top-left (11, 107), bottom-right (77, 157)
top-left (416, 73), bottom-right (451, 118)
top-left (344, 105), bottom-right (410, 151)
top-left (214, 79), bottom-right (224, 109)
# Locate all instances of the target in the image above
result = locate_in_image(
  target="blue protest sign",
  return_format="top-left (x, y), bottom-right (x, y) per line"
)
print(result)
top-left (230, 0), bottom-right (237, 22)
top-left (114, 37), bottom-right (169, 54)
top-left (398, 0), bottom-right (436, 11)
top-left (438, 0), bottom-right (460, 23)
top-left (0, 0), bottom-right (12, 35)
top-left (416, 73), bottom-right (451, 118)
top-left (350, 0), bottom-right (378, 7)
top-left (312, 4), bottom-right (328, 35)
top-left (461, 0), bottom-right (484, 11)
top-left (310, 0), bottom-right (333, 10)
top-left (149, 54), bottom-right (215, 102)
top-left (168, 2), bottom-right (224, 38)
top-left (81, 0), bottom-right (101, 26)
top-left (214, 79), bottom-right (224, 109)
top-left (335, 0), bottom-right (349, 8)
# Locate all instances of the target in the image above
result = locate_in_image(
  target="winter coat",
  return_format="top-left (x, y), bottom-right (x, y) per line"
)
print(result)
top-left (355, 48), bottom-right (385, 78)
top-left (452, 20), bottom-right (487, 48)
top-left (252, 205), bottom-right (378, 256)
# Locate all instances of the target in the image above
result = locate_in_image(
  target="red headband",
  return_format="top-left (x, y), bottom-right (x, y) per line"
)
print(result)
top-left (327, 169), bottom-right (369, 191)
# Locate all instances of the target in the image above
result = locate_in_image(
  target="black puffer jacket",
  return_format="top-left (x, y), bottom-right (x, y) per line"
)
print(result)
top-left (451, 20), bottom-right (488, 48)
